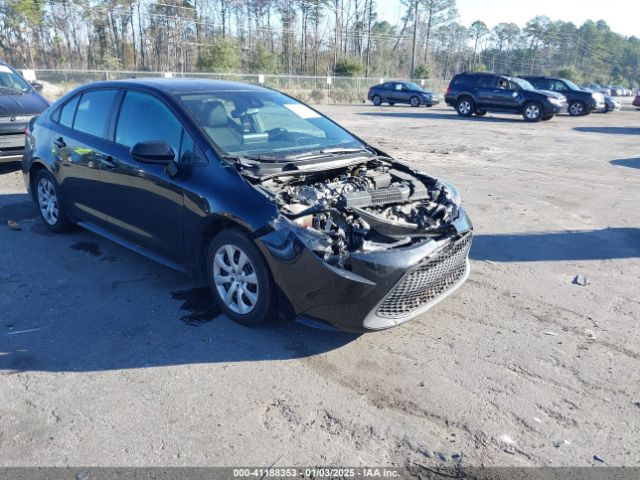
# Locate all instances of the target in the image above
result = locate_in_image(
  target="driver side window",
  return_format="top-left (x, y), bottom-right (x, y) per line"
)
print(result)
top-left (115, 91), bottom-right (182, 156)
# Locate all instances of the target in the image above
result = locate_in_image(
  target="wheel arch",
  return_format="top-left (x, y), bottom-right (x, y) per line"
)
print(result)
top-left (28, 160), bottom-right (49, 201)
top-left (195, 214), bottom-right (260, 278)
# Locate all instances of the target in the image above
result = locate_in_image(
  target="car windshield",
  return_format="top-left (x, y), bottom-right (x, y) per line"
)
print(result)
top-left (0, 65), bottom-right (32, 93)
top-left (563, 79), bottom-right (580, 90)
top-left (178, 90), bottom-right (364, 159)
top-left (405, 82), bottom-right (424, 91)
top-left (511, 78), bottom-right (535, 91)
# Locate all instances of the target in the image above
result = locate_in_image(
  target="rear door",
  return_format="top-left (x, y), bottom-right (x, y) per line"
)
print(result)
top-left (98, 89), bottom-right (193, 263)
top-left (475, 75), bottom-right (498, 107)
top-left (52, 89), bottom-right (119, 227)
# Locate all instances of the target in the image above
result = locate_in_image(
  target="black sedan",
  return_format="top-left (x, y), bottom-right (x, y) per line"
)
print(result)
top-left (0, 62), bottom-right (49, 163)
top-left (367, 81), bottom-right (440, 107)
top-left (23, 79), bottom-right (472, 332)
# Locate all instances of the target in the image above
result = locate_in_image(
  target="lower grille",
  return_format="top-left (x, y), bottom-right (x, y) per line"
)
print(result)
top-left (377, 234), bottom-right (472, 319)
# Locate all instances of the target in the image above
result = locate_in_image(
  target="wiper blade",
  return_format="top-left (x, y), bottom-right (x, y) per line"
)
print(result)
top-left (221, 154), bottom-right (283, 165)
top-left (287, 147), bottom-right (374, 160)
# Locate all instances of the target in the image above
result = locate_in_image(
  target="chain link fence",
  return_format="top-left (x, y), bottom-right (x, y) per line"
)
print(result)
top-left (30, 69), bottom-right (449, 104)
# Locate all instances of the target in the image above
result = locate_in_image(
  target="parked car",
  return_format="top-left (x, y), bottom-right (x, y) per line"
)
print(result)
top-left (633, 94), bottom-right (640, 108)
top-left (585, 83), bottom-right (611, 96)
top-left (368, 81), bottom-right (440, 107)
top-left (0, 61), bottom-right (48, 164)
top-left (444, 72), bottom-right (567, 122)
top-left (601, 95), bottom-right (622, 113)
top-left (522, 76), bottom-right (605, 116)
top-left (609, 86), bottom-right (624, 96)
top-left (22, 79), bottom-right (473, 332)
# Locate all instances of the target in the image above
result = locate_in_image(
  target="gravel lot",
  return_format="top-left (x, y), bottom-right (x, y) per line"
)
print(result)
top-left (1, 101), bottom-right (639, 469)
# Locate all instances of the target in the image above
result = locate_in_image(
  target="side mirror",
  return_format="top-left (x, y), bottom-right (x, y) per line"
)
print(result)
top-left (131, 141), bottom-right (175, 164)
top-left (131, 141), bottom-right (178, 176)
top-left (31, 81), bottom-right (43, 92)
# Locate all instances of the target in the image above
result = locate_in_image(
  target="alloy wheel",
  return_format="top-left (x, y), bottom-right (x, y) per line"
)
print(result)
top-left (37, 177), bottom-right (59, 226)
top-left (458, 100), bottom-right (471, 115)
top-left (569, 102), bottom-right (584, 115)
top-left (525, 104), bottom-right (540, 120)
top-left (410, 96), bottom-right (420, 107)
top-left (213, 244), bottom-right (259, 315)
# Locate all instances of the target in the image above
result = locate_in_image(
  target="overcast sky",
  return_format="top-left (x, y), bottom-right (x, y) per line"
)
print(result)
top-left (377, 0), bottom-right (638, 37)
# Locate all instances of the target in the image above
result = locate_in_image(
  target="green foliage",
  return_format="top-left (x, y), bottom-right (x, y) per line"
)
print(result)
top-left (412, 65), bottom-right (430, 79)
top-left (248, 44), bottom-right (280, 74)
top-left (197, 41), bottom-right (241, 73)
top-left (334, 58), bottom-right (364, 77)
top-left (554, 66), bottom-right (582, 84)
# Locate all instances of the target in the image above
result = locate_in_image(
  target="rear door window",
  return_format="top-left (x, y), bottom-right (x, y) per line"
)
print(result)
top-left (73, 89), bottom-right (118, 138)
top-left (476, 76), bottom-right (497, 88)
top-left (59, 96), bottom-right (80, 128)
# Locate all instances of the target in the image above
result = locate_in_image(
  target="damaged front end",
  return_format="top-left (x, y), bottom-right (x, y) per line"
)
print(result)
top-left (229, 153), bottom-right (472, 331)
top-left (260, 157), bottom-right (462, 269)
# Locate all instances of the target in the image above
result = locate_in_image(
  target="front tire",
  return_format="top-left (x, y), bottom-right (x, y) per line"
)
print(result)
top-left (456, 97), bottom-right (474, 117)
top-left (410, 96), bottom-right (420, 107)
top-left (372, 95), bottom-right (382, 106)
top-left (206, 229), bottom-right (276, 327)
top-left (35, 169), bottom-right (72, 233)
top-left (569, 101), bottom-right (586, 116)
top-left (522, 102), bottom-right (543, 122)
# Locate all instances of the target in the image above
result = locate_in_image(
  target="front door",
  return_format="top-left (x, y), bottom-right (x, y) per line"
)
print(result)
top-left (490, 78), bottom-right (521, 111)
top-left (99, 90), bottom-right (185, 264)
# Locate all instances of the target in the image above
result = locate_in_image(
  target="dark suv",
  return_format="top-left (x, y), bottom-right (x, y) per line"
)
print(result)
top-left (368, 81), bottom-right (439, 107)
top-left (0, 62), bottom-right (48, 164)
top-left (521, 77), bottom-right (605, 116)
top-left (445, 73), bottom-right (567, 122)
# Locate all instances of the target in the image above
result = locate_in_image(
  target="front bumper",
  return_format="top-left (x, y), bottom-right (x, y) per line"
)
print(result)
top-left (0, 133), bottom-right (25, 163)
top-left (422, 96), bottom-right (440, 106)
top-left (257, 209), bottom-right (473, 332)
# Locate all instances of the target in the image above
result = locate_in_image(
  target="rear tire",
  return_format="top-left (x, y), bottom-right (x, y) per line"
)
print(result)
top-left (206, 229), bottom-right (276, 327)
top-left (456, 97), bottom-right (474, 117)
top-left (522, 102), bottom-right (543, 122)
top-left (372, 95), bottom-right (382, 106)
top-left (35, 169), bottom-right (72, 233)
top-left (603, 103), bottom-right (610, 113)
top-left (569, 100), bottom-right (586, 116)
top-left (410, 96), bottom-right (420, 107)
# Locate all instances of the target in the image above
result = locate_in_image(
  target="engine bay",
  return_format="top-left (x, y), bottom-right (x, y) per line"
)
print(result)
top-left (257, 158), bottom-right (459, 268)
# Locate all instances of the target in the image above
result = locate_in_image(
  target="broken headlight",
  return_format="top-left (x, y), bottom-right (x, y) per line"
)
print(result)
top-left (271, 216), bottom-right (333, 257)
top-left (441, 180), bottom-right (461, 205)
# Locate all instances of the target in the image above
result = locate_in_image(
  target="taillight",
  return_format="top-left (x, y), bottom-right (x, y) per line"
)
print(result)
top-left (446, 85), bottom-right (451, 94)
top-left (24, 125), bottom-right (29, 135)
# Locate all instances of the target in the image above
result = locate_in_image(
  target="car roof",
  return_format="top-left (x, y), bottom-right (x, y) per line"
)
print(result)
top-left (73, 78), bottom-right (269, 95)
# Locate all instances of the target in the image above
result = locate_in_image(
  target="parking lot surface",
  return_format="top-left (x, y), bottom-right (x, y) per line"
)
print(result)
top-left (1, 103), bottom-right (639, 467)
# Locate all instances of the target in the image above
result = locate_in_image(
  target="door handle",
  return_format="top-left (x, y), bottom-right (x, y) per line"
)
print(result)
top-left (53, 137), bottom-right (66, 148)
top-left (100, 156), bottom-right (117, 169)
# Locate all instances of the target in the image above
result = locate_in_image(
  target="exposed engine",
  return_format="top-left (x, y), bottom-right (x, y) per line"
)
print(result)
top-left (260, 159), bottom-right (459, 267)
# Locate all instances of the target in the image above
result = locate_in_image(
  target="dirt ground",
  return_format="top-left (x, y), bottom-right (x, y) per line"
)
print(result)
top-left (1, 100), bottom-right (639, 469)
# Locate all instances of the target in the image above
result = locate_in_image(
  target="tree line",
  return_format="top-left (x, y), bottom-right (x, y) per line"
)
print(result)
top-left (1, 0), bottom-right (638, 86)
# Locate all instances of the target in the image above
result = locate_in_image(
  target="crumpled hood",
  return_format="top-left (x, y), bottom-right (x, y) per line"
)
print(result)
top-left (0, 92), bottom-right (49, 117)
